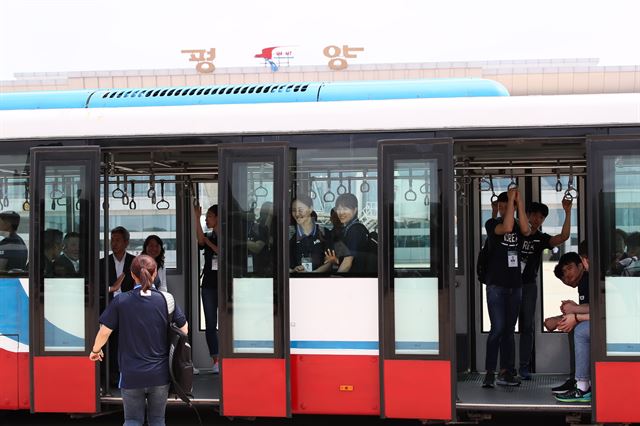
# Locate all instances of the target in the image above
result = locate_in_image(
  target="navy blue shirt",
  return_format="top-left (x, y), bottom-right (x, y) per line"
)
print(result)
top-left (341, 220), bottom-right (369, 274)
top-left (289, 223), bottom-right (327, 271)
top-left (578, 270), bottom-right (589, 305)
top-left (99, 286), bottom-right (187, 389)
top-left (518, 230), bottom-right (552, 284)
top-left (199, 231), bottom-right (218, 289)
top-left (485, 218), bottom-right (522, 288)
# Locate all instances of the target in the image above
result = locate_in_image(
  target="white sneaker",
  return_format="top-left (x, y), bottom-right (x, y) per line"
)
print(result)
top-left (193, 367), bottom-right (200, 375)
top-left (212, 362), bottom-right (219, 374)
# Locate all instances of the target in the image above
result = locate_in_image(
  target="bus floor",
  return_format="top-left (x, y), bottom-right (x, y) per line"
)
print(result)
top-left (456, 373), bottom-right (590, 413)
top-left (100, 375), bottom-right (220, 406)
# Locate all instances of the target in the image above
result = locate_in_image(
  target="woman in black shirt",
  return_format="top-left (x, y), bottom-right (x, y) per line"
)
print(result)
top-left (289, 195), bottom-right (331, 274)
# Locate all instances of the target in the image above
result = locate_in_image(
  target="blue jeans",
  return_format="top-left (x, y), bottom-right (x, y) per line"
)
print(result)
top-left (517, 282), bottom-right (537, 369)
top-left (574, 321), bottom-right (590, 382)
top-left (121, 384), bottom-right (170, 426)
top-left (485, 285), bottom-right (522, 372)
top-left (201, 286), bottom-right (219, 357)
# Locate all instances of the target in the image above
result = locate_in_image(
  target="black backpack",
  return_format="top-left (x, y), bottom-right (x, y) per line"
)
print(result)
top-left (476, 237), bottom-right (490, 284)
top-left (160, 291), bottom-right (194, 405)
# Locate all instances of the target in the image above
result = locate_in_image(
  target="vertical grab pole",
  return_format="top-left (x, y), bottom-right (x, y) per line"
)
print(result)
top-left (102, 154), bottom-right (112, 395)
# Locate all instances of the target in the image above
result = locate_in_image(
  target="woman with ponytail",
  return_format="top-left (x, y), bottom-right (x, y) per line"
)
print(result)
top-left (89, 254), bottom-right (188, 426)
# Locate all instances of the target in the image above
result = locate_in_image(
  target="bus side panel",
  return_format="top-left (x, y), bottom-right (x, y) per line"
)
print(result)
top-left (384, 360), bottom-right (451, 420)
top-left (18, 351), bottom-right (29, 409)
top-left (222, 358), bottom-right (287, 417)
top-left (289, 277), bottom-right (379, 415)
top-left (0, 278), bottom-right (29, 410)
top-left (291, 354), bottom-right (379, 415)
top-left (595, 362), bottom-right (640, 423)
top-left (33, 357), bottom-right (95, 412)
top-left (0, 340), bottom-right (18, 409)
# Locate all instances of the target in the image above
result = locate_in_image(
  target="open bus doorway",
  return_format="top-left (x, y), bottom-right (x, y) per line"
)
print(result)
top-left (453, 137), bottom-right (588, 415)
top-left (97, 145), bottom-right (221, 404)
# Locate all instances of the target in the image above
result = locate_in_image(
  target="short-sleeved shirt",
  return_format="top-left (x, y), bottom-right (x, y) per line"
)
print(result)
top-left (289, 223), bottom-right (327, 271)
top-left (578, 271), bottom-right (589, 305)
top-left (248, 222), bottom-right (271, 275)
top-left (199, 231), bottom-right (218, 289)
top-left (340, 220), bottom-right (369, 274)
top-left (518, 230), bottom-right (552, 284)
top-left (0, 232), bottom-right (28, 271)
top-left (99, 286), bottom-right (187, 389)
top-left (485, 218), bottom-right (522, 288)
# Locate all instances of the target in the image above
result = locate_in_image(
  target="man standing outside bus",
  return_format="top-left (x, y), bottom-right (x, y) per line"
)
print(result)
top-left (482, 188), bottom-right (530, 388)
top-left (513, 198), bottom-right (573, 380)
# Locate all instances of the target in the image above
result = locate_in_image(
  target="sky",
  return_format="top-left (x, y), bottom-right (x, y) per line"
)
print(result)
top-left (1, 0), bottom-right (640, 80)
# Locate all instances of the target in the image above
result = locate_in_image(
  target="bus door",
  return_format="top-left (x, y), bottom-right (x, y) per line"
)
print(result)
top-left (28, 146), bottom-right (100, 413)
top-left (218, 143), bottom-right (290, 417)
top-left (378, 138), bottom-right (455, 420)
top-left (587, 135), bottom-right (640, 424)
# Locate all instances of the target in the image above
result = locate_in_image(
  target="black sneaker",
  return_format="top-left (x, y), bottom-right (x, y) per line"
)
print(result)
top-left (482, 371), bottom-right (495, 388)
top-left (551, 378), bottom-right (576, 394)
top-left (496, 369), bottom-right (521, 386)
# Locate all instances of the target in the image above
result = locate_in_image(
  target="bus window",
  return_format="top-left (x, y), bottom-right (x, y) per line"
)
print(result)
top-left (289, 146), bottom-right (377, 277)
top-left (540, 176), bottom-right (579, 331)
top-left (0, 179), bottom-right (29, 277)
top-left (602, 155), bottom-right (640, 356)
top-left (43, 166), bottom-right (88, 351)
top-left (100, 176), bottom-right (178, 268)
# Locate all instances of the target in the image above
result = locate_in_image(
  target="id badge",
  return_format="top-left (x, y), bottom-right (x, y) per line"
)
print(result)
top-left (247, 255), bottom-right (254, 273)
top-left (211, 256), bottom-right (218, 271)
top-left (301, 257), bottom-right (312, 272)
top-left (507, 251), bottom-right (518, 268)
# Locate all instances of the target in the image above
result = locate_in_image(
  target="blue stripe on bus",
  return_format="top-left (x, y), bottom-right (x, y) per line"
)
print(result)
top-left (233, 340), bottom-right (274, 348)
top-left (395, 341), bottom-right (439, 350)
top-left (607, 343), bottom-right (640, 353)
top-left (290, 341), bottom-right (379, 350)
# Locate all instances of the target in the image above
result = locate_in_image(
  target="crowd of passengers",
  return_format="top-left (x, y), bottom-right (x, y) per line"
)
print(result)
top-left (481, 188), bottom-right (640, 404)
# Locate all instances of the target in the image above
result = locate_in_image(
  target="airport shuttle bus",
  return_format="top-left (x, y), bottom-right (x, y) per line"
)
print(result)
top-left (0, 79), bottom-right (639, 424)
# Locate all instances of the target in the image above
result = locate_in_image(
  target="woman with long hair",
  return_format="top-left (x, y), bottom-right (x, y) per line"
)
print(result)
top-left (89, 254), bottom-right (188, 426)
top-left (289, 195), bottom-right (331, 273)
top-left (142, 234), bottom-right (167, 292)
top-left (194, 204), bottom-right (221, 373)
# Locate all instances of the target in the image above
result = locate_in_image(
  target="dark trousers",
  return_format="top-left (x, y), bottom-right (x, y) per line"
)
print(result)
top-left (201, 286), bottom-right (219, 357)
top-left (517, 282), bottom-right (537, 369)
top-left (486, 285), bottom-right (522, 372)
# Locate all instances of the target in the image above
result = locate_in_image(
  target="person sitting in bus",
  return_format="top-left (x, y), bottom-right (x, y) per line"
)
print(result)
top-left (43, 228), bottom-right (63, 277)
top-left (0, 211), bottom-right (28, 272)
top-left (509, 199), bottom-right (573, 381)
top-left (289, 195), bottom-right (331, 274)
top-left (142, 235), bottom-right (168, 292)
top-left (194, 204), bottom-right (220, 374)
top-left (53, 232), bottom-right (81, 277)
top-left (543, 247), bottom-right (589, 395)
top-left (100, 226), bottom-right (136, 297)
top-left (324, 193), bottom-right (370, 274)
top-left (482, 189), bottom-right (530, 389)
top-left (608, 228), bottom-right (629, 275)
top-left (89, 254), bottom-right (188, 425)
top-left (247, 201), bottom-right (274, 275)
top-left (553, 246), bottom-right (591, 403)
top-left (614, 231), bottom-right (640, 276)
